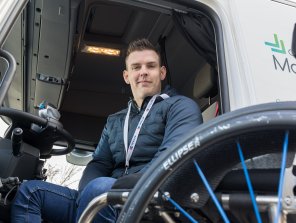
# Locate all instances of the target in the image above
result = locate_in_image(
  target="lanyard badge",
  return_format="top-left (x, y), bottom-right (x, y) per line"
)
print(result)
top-left (123, 94), bottom-right (169, 174)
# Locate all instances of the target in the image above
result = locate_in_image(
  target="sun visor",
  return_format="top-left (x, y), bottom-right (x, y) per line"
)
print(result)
top-left (36, 0), bottom-right (71, 80)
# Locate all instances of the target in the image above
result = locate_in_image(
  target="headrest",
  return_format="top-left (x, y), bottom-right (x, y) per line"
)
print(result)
top-left (193, 63), bottom-right (217, 99)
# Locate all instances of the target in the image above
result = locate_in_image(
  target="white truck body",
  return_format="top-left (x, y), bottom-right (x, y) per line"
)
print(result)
top-left (201, 0), bottom-right (296, 110)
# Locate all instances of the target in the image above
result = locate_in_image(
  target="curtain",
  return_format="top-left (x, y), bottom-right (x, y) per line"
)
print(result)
top-left (173, 11), bottom-right (217, 68)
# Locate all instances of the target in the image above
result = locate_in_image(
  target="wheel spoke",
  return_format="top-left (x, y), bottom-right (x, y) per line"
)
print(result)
top-left (236, 141), bottom-right (262, 223)
top-left (162, 192), bottom-right (199, 223)
top-left (274, 130), bottom-right (290, 223)
top-left (193, 160), bottom-right (230, 223)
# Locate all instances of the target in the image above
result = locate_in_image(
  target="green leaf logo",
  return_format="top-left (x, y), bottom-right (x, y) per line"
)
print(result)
top-left (265, 34), bottom-right (286, 54)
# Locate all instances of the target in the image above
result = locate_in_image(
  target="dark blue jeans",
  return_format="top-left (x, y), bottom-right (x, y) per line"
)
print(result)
top-left (11, 177), bottom-right (117, 223)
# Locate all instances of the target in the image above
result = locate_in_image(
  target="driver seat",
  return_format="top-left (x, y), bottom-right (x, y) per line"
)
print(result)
top-left (193, 63), bottom-right (218, 122)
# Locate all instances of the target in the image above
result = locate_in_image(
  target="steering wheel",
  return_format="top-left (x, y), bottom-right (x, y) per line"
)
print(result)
top-left (0, 107), bottom-right (75, 157)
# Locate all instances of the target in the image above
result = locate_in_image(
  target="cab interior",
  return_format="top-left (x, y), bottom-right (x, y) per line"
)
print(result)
top-left (2, 0), bottom-right (224, 155)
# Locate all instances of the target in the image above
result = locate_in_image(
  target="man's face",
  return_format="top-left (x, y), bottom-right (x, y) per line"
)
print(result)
top-left (123, 49), bottom-right (166, 106)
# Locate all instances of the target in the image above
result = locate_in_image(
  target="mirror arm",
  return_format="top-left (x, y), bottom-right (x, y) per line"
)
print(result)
top-left (292, 23), bottom-right (296, 58)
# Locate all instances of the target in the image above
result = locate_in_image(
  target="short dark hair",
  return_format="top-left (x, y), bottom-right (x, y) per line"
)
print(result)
top-left (125, 38), bottom-right (162, 65)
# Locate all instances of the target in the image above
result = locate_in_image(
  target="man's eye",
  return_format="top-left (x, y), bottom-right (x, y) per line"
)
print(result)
top-left (147, 64), bottom-right (157, 69)
top-left (132, 66), bottom-right (140, 70)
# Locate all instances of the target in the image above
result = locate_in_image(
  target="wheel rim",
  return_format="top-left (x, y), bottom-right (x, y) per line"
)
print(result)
top-left (118, 102), bottom-right (296, 223)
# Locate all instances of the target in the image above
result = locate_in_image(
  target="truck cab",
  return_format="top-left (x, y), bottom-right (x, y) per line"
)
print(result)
top-left (0, 0), bottom-right (295, 222)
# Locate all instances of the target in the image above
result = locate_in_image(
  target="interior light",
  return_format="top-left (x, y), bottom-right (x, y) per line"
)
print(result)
top-left (82, 45), bottom-right (121, 56)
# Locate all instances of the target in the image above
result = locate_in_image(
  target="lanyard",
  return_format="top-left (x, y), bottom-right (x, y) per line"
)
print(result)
top-left (123, 94), bottom-right (169, 174)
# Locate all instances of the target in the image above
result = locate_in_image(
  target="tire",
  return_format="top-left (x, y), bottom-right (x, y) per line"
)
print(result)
top-left (117, 101), bottom-right (296, 223)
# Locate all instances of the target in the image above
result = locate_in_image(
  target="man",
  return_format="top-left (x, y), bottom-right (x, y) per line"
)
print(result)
top-left (11, 39), bottom-right (203, 223)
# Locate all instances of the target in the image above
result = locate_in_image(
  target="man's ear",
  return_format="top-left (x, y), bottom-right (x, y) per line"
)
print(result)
top-left (160, 66), bottom-right (167, 80)
top-left (123, 70), bottom-right (130, 84)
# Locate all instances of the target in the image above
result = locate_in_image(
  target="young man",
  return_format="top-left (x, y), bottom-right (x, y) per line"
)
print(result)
top-left (11, 39), bottom-right (203, 223)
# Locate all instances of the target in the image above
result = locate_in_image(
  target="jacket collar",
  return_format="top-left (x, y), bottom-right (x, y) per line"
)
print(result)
top-left (128, 85), bottom-right (177, 112)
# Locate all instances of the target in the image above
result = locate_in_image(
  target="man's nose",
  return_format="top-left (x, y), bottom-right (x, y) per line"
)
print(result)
top-left (139, 66), bottom-right (148, 76)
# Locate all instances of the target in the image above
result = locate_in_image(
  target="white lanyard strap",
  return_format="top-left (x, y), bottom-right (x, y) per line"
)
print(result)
top-left (123, 94), bottom-right (169, 171)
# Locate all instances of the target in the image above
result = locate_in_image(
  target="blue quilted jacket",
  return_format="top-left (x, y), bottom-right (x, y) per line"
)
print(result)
top-left (79, 86), bottom-right (203, 191)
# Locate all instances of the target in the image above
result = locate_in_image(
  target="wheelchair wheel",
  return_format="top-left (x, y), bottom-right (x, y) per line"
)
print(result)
top-left (117, 101), bottom-right (296, 223)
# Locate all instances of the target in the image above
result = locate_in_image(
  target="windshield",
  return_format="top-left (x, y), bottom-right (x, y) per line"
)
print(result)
top-left (0, 0), bottom-right (27, 46)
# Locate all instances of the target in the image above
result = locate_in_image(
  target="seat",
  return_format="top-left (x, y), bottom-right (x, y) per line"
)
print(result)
top-left (193, 63), bottom-right (218, 122)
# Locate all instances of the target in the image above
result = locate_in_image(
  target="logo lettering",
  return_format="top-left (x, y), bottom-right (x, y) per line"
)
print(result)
top-left (273, 55), bottom-right (296, 74)
top-left (264, 34), bottom-right (296, 75)
top-left (163, 136), bottom-right (200, 170)
top-left (273, 55), bottom-right (291, 72)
